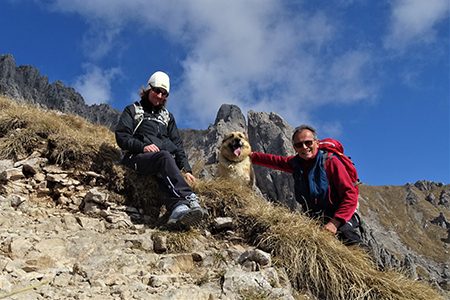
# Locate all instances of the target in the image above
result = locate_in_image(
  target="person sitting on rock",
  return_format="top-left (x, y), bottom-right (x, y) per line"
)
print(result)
top-left (115, 71), bottom-right (208, 230)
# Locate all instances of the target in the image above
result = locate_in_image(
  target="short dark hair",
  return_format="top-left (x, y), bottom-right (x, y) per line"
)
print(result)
top-left (292, 125), bottom-right (318, 143)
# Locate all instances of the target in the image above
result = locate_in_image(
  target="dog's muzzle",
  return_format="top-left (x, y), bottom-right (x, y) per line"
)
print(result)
top-left (228, 138), bottom-right (243, 156)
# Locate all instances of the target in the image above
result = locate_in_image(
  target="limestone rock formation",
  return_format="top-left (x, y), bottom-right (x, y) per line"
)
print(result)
top-left (0, 54), bottom-right (121, 130)
top-left (247, 110), bottom-right (297, 210)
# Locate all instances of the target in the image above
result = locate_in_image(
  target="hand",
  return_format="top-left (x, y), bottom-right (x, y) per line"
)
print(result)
top-left (184, 172), bottom-right (196, 184)
top-left (324, 218), bottom-right (342, 235)
top-left (143, 144), bottom-right (160, 152)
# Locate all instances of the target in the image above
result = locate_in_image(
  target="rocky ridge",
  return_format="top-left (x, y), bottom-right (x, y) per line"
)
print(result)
top-left (0, 54), bottom-right (121, 131)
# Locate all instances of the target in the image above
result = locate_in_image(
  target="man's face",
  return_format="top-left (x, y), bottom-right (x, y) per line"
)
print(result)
top-left (293, 130), bottom-right (319, 160)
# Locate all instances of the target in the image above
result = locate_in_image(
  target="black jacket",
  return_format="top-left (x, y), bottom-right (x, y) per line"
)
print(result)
top-left (115, 99), bottom-right (192, 173)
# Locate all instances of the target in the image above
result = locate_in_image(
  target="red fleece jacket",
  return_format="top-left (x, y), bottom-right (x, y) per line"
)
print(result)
top-left (251, 151), bottom-right (358, 223)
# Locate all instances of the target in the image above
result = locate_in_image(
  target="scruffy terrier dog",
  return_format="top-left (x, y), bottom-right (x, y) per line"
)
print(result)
top-left (218, 132), bottom-right (254, 187)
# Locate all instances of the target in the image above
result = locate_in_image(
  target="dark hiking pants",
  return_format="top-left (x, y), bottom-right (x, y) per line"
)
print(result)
top-left (312, 212), bottom-right (366, 247)
top-left (122, 150), bottom-right (192, 212)
top-left (336, 213), bottom-right (365, 247)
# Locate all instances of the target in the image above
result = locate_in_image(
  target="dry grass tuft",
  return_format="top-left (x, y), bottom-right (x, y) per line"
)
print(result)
top-left (193, 178), bottom-right (255, 218)
top-left (166, 230), bottom-right (202, 252)
top-left (120, 171), bottom-right (164, 220)
top-left (0, 96), bottom-right (118, 170)
top-left (0, 96), bottom-right (161, 216)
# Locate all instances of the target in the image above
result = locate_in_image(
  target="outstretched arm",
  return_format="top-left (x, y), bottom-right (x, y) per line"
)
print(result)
top-left (250, 152), bottom-right (295, 174)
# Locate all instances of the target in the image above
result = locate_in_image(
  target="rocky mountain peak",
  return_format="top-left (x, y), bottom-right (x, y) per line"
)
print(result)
top-left (214, 104), bottom-right (247, 131)
top-left (0, 54), bottom-right (121, 131)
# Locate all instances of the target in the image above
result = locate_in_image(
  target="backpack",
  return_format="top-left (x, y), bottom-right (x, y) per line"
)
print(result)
top-left (132, 101), bottom-right (170, 135)
top-left (319, 138), bottom-right (360, 190)
top-left (115, 101), bottom-right (169, 165)
top-left (132, 101), bottom-right (145, 135)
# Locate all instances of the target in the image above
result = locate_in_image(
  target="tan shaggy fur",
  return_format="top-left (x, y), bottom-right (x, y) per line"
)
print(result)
top-left (218, 132), bottom-right (254, 187)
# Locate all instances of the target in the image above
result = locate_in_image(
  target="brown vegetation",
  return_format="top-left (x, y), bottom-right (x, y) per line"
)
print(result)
top-left (359, 184), bottom-right (450, 263)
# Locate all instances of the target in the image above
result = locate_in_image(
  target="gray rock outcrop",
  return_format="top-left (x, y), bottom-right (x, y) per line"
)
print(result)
top-left (0, 54), bottom-right (121, 130)
top-left (247, 110), bottom-right (297, 210)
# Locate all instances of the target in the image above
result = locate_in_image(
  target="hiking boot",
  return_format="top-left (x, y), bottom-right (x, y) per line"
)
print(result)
top-left (186, 193), bottom-right (209, 217)
top-left (186, 193), bottom-right (202, 209)
top-left (167, 203), bottom-right (206, 230)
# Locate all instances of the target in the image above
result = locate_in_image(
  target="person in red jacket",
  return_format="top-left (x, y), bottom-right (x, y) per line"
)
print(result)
top-left (251, 125), bottom-right (364, 246)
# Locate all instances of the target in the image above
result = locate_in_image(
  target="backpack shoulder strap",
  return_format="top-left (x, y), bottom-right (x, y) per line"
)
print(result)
top-left (321, 150), bottom-right (332, 169)
top-left (159, 108), bottom-right (170, 127)
top-left (132, 101), bottom-right (144, 135)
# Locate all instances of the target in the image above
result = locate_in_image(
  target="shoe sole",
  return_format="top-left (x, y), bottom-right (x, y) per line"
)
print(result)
top-left (167, 208), bottom-right (206, 230)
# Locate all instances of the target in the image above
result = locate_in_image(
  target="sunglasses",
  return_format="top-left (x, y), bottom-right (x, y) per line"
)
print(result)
top-left (293, 140), bottom-right (315, 148)
top-left (151, 86), bottom-right (169, 97)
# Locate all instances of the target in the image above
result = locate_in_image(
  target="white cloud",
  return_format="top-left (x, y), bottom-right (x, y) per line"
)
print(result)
top-left (325, 51), bottom-right (377, 103)
top-left (318, 121), bottom-right (343, 139)
top-left (81, 25), bottom-right (122, 61)
top-left (47, 0), bottom-right (380, 128)
top-left (72, 64), bottom-right (120, 105)
top-left (384, 0), bottom-right (449, 50)
top-left (157, 1), bottom-right (375, 128)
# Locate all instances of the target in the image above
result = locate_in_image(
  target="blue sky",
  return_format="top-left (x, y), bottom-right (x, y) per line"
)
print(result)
top-left (1, 0), bottom-right (449, 186)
